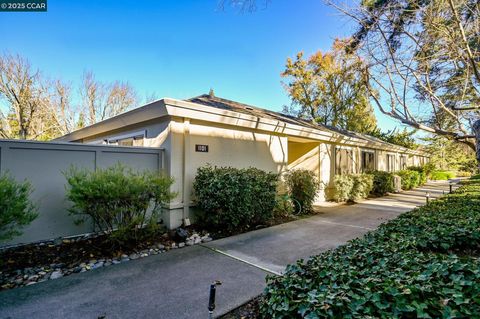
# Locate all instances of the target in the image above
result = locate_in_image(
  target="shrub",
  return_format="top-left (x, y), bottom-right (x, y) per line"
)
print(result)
top-left (333, 174), bottom-right (354, 202)
top-left (193, 165), bottom-right (278, 234)
top-left (0, 174), bottom-right (38, 242)
top-left (272, 194), bottom-right (294, 219)
top-left (397, 169), bottom-right (421, 190)
top-left (430, 170), bottom-right (456, 180)
top-left (261, 179), bottom-right (480, 318)
top-left (65, 164), bottom-right (175, 243)
top-left (333, 173), bottom-right (373, 202)
top-left (350, 174), bottom-right (374, 201)
top-left (284, 169), bottom-right (319, 213)
top-left (407, 165), bottom-right (429, 184)
top-left (369, 170), bottom-right (395, 195)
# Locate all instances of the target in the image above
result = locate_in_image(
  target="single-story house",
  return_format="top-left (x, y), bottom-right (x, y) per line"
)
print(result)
top-left (56, 93), bottom-right (429, 229)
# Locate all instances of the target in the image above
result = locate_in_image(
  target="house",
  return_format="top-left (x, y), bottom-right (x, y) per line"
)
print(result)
top-left (56, 94), bottom-right (429, 229)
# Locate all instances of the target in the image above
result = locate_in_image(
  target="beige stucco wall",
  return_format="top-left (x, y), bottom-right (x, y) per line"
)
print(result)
top-left (169, 118), bottom-right (288, 228)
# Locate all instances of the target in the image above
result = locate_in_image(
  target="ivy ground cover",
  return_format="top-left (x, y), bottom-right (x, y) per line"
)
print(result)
top-left (261, 177), bottom-right (480, 318)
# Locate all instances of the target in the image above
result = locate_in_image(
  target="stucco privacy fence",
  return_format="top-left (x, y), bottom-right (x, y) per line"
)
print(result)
top-left (0, 139), bottom-right (165, 247)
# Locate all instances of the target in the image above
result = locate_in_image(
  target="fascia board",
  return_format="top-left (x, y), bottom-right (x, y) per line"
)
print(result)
top-left (55, 100), bottom-right (168, 142)
top-left (164, 98), bottom-right (427, 156)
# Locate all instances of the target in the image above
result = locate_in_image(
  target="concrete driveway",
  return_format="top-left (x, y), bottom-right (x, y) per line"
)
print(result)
top-left (0, 181), bottom-right (456, 319)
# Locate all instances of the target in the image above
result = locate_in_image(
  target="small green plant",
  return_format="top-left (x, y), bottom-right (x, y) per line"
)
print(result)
top-left (369, 170), bottom-right (395, 195)
top-left (64, 164), bottom-right (175, 244)
top-left (284, 169), bottom-right (319, 213)
top-left (0, 173), bottom-right (38, 242)
top-left (193, 165), bottom-right (278, 234)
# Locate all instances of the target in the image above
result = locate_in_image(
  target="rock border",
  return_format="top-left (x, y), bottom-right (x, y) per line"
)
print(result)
top-left (1, 232), bottom-right (212, 290)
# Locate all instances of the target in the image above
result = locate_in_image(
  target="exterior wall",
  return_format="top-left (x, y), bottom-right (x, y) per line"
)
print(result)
top-left (0, 140), bottom-right (164, 246)
top-left (168, 118), bottom-right (288, 228)
top-left (288, 141), bottom-right (323, 201)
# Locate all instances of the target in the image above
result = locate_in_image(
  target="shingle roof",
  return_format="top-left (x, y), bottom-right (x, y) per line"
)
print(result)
top-left (187, 94), bottom-right (414, 151)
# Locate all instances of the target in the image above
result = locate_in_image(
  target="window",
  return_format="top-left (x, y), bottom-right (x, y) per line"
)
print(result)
top-left (361, 151), bottom-right (375, 172)
top-left (107, 131), bottom-right (145, 147)
top-left (335, 147), bottom-right (354, 175)
top-left (387, 154), bottom-right (396, 172)
top-left (400, 155), bottom-right (407, 170)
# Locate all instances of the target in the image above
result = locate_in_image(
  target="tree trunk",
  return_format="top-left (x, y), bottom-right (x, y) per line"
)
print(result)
top-left (474, 119), bottom-right (480, 171)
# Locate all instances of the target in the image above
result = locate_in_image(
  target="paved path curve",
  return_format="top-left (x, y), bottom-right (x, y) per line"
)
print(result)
top-left (0, 181), bottom-right (457, 319)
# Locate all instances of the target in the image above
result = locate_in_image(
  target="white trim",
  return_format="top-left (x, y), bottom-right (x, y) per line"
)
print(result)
top-left (106, 130), bottom-right (146, 143)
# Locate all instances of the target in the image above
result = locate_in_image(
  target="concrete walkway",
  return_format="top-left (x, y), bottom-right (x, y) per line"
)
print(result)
top-left (0, 181), bottom-right (458, 319)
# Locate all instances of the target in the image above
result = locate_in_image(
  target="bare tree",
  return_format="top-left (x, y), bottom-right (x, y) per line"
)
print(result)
top-left (0, 54), bottom-right (48, 139)
top-left (47, 80), bottom-right (79, 135)
top-left (80, 71), bottom-right (138, 126)
top-left (327, 0), bottom-right (480, 166)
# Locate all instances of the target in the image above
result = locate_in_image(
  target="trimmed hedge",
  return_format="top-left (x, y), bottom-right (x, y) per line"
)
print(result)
top-left (261, 178), bottom-right (480, 318)
top-left (333, 174), bottom-right (373, 202)
top-left (370, 170), bottom-right (395, 195)
top-left (332, 174), bottom-right (354, 202)
top-left (193, 165), bottom-right (278, 234)
top-left (407, 165), bottom-right (429, 184)
top-left (397, 169), bottom-right (421, 190)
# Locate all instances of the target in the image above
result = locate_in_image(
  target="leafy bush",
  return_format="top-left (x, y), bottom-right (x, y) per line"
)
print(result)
top-left (350, 174), bottom-right (374, 201)
top-left (284, 169), bottom-right (319, 213)
top-left (65, 164), bottom-right (175, 243)
top-left (333, 174), bottom-right (354, 202)
top-left (407, 165), bottom-right (430, 184)
top-left (0, 174), bottom-right (38, 242)
top-left (369, 170), bottom-right (395, 195)
top-left (272, 194), bottom-right (294, 219)
top-left (193, 165), bottom-right (278, 234)
top-left (333, 174), bottom-right (373, 202)
top-left (397, 169), bottom-right (421, 190)
top-left (430, 170), bottom-right (456, 180)
top-left (261, 180), bottom-right (480, 318)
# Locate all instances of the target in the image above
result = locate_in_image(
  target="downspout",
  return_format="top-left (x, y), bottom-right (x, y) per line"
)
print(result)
top-left (182, 118), bottom-right (191, 222)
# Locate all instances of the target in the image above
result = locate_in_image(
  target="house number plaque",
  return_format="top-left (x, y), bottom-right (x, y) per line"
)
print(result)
top-left (195, 144), bottom-right (209, 152)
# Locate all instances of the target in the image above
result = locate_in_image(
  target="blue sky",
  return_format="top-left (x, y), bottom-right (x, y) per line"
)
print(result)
top-left (0, 0), bottom-right (400, 130)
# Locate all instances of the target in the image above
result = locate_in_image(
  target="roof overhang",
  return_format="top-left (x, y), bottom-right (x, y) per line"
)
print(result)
top-left (163, 98), bottom-right (428, 156)
top-left (56, 97), bottom-right (428, 156)
top-left (55, 100), bottom-right (169, 142)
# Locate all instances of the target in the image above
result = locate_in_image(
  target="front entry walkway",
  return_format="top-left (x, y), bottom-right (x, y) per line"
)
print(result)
top-left (0, 181), bottom-right (458, 319)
